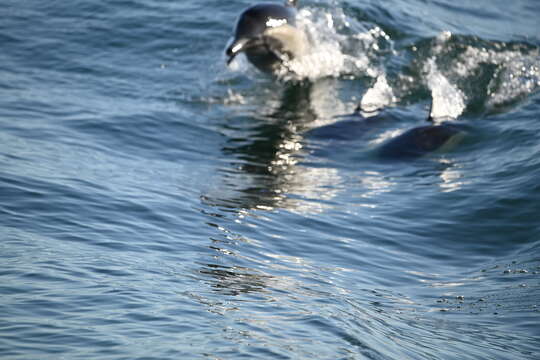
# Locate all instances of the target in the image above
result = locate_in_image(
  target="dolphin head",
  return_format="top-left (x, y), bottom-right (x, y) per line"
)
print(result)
top-left (226, 2), bottom-right (305, 73)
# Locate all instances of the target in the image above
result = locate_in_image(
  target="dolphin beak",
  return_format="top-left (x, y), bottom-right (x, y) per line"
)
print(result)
top-left (226, 37), bottom-right (252, 65)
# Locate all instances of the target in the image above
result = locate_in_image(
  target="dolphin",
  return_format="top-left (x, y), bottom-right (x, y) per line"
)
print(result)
top-left (377, 101), bottom-right (467, 159)
top-left (378, 123), bottom-right (466, 159)
top-left (225, 1), bottom-right (307, 73)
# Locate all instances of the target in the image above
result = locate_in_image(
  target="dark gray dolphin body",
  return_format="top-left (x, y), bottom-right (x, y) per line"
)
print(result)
top-left (356, 98), bottom-right (467, 159)
top-left (378, 123), bottom-right (465, 159)
top-left (307, 103), bottom-right (467, 160)
top-left (378, 101), bottom-right (466, 159)
top-left (226, 1), bottom-right (305, 73)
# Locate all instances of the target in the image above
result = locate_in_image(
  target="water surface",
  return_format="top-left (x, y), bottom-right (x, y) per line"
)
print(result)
top-left (1, 0), bottom-right (539, 359)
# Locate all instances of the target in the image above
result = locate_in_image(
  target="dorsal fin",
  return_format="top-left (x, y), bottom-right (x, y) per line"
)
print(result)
top-left (285, 0), bottom-right (298, 7)
top-left (427, 98), bottom-right (434, 122)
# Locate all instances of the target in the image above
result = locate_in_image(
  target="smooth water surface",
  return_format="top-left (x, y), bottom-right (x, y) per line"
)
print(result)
top-left (1, 0), bottom-right (539, 359)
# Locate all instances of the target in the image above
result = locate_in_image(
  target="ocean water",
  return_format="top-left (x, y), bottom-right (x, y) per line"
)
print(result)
top-left (1, 0), bottom-right (539, 359)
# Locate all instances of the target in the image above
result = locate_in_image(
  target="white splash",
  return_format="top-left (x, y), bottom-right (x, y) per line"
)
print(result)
top-left (277, 7), bottom-right (388, 81)
top-left (428, 30), bottom-right (540, 109)
top-left (308, 79), bottom-right (358, 127)
top-left (360, 74), bottom-right (396, 114)
top-left (455, 47), bottom-right (540, 107)
top-left (424, 57), bottom-right (466, 121)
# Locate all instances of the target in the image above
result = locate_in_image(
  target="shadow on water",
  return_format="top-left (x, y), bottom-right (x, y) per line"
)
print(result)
top-left (198, 263), bottom-right (271, 296)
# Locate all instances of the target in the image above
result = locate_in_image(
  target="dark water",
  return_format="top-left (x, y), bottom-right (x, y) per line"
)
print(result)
top-left (1, 0), bottom-right (539, 359)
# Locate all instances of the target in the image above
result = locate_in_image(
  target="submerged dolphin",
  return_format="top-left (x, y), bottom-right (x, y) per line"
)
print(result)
top-left (378, 123), bottom-right (466, 159)
top-left (226, 0), bottom-right (306, 73)
top-left (378, 101), bottom-right (467, 159)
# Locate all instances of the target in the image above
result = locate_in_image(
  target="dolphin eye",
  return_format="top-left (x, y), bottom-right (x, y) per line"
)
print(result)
top-left (266, 18), bottom-right (287, 28)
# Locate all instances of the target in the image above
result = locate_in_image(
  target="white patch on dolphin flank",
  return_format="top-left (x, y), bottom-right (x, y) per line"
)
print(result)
top-left (369, 128), bottom-right (406, 146)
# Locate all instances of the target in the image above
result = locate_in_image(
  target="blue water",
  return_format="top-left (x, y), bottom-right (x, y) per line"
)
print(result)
top-left (1, 0), bottom-right (539, 359)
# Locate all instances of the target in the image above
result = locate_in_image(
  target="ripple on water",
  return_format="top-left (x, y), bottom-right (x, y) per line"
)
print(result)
top-left (1, 0), bottom-right (540, 359)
